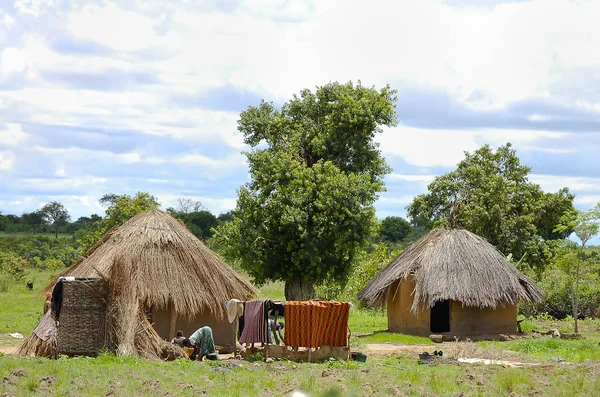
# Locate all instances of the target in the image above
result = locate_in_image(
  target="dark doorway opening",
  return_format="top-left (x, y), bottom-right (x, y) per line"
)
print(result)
top-left (430, 300), bottom-right (450, 333)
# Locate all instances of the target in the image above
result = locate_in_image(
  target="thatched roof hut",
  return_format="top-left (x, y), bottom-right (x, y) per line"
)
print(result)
top-left (358, 228), bottom-right (543, 337)
top-left (23, 208), bottom-right (258, 356)
top-left (47, 208), bottom-right (257, 320)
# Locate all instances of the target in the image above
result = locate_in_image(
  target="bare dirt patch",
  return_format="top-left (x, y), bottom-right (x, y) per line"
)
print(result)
top-left (0, 345), bottom-right (19, 355)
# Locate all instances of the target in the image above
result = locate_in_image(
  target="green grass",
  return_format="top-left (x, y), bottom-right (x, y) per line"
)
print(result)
top-left (359, 332), bottom-right (433, 345)
top-left (1, 352), bottom-right (599, 396)
top-left (0, 271), bottom-right (54, 346)
top-left (256, 280), bottom-right (285, 301)
top-left (481, 336), bottom-right (600, 363)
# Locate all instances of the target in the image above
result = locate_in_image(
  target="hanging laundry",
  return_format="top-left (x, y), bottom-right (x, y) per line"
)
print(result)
top-left (239, 300), bottom-right (270, 344)
top-left (226, 299), bottom-right (244, 323)
top-left (284, 301), bottom-right (350, 348)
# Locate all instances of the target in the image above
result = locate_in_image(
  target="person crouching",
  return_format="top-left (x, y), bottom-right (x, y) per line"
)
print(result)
top-left (172, 327), bottom-right (219, 361)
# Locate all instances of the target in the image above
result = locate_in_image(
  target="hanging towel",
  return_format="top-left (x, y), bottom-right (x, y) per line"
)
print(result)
top-left (284, 301), bottom-right (313, 348)
top-left (312, 301), bottom-right (350, 347)
top-left (239, 300), bottom-right (269, 344)
top-left (284, 301), bottom-right (350, 348)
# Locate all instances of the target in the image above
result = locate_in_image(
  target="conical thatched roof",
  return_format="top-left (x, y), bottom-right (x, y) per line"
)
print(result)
top-left (46, 209), bottom-right (257, 320)
top-left (358, 228), bottom-right (543, 312)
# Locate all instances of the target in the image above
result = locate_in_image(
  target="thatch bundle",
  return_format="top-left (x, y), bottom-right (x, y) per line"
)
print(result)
top-left (47, 209), bottom-right (257, 320)
top-left (358, 228), bottom-right (543, 312)
top-left (104, 256), bottom-right (185, 360)
top-left (16, 312), bottom-right (58, 358)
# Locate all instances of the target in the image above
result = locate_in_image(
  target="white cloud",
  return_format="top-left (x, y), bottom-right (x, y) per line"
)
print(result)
top-left (158, 194), bottom-right (237, 215)
top-left (378, 125), bottom-right (572, 168)
top-left (2, 13), bottom-right (15, 28)
top-left (14, 0), bottom-right (55, 17)
top-left (574, 195), bottom-right (600, 207)
top-left (1, 48), bottom-right (26, 76)
top-left (67, 3), bottom-right (163, 51)
top-left (0, 150), bottom-right (15, 171)
top-left (389, 174), bottom-right (437, 183)
top-left (531, 174), bottom-right (600, 193)
top-left (0, 123), bottom-right (29, 146)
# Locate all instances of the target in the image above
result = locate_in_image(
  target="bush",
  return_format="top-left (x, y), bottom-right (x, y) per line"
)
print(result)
top-left (520, 267), bottom-right (600, 319)
top-left (0, 251), bottom-right (29, 282)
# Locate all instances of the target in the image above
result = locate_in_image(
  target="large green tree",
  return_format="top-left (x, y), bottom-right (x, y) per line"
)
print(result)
top-left (407, 144), bottom-right (574, 278)
top-left (213, 81), bottom-right (397, 300)
top-left (40, 202), bottom-right (71, 238)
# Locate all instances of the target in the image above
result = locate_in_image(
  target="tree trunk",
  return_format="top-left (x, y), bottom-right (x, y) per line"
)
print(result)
top-left (284, 280), bottom-right (315, 301)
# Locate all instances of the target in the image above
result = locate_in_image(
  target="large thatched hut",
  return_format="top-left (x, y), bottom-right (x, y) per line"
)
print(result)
top-left (358, 228), bottom-right (543, 337)
top-left (45, 208), bottom-right (257, 346)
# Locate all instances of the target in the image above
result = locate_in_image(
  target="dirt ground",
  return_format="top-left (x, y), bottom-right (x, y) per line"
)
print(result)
top-left (0, 345), bottom-right (19, 355)
top-left (2, 343), bottom-right (427, 358)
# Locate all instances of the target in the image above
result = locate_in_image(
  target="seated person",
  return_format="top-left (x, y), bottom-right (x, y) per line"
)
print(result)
top-left (171, 330), bottom-right (186, 346)
top-left (268, 319), bottom-right (284, 345)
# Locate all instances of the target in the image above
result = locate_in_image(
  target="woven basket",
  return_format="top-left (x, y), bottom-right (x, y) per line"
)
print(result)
top-left (57, 278), bottom-right (107, 356)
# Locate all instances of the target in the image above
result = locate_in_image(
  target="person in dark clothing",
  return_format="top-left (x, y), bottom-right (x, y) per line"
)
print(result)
top-left (171, 330), bottom-right (186, 346)
top-left (268, 320), bottom-right (284, 345)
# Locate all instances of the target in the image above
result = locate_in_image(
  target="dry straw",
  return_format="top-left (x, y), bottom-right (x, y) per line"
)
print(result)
top-left (358, 228), bottom-right (543, 312)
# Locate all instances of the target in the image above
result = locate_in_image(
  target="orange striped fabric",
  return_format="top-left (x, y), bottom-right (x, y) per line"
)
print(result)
top-left (284, 301), bottom-right (350, 348)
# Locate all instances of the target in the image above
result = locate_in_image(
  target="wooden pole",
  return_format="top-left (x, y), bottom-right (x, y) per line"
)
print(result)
top-left (233, 320), bottom-right (237, 358)
top-left (169, 303), bottom-right (177, 341)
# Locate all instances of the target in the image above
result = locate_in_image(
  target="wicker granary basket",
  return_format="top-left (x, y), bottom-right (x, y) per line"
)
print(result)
top-left (57, 277), bottom-right (107, 356)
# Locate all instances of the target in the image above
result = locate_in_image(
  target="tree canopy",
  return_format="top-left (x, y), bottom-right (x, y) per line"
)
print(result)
top-left (40, 202), bottom-right (71, 238)
top-left (407, 143), bottom-right (574, 278)
top-left (213, 81), bottom-right (398, 299)
top-left (380, 216), bottom-right (411, 243)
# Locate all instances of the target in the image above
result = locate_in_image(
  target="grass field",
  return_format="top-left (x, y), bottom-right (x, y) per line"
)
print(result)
top-left (1, 271), bottom-right (600, 396)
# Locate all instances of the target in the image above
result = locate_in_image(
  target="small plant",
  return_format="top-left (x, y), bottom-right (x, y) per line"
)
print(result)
top-left (246, 352), bottom-right (265, 362)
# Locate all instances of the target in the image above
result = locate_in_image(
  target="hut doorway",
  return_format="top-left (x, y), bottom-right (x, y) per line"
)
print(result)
top-left (430, 300), bottom-right (450, 333)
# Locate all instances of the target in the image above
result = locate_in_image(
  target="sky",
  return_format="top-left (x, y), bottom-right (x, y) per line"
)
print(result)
top-left (1, 0), bottom-right (600, 228)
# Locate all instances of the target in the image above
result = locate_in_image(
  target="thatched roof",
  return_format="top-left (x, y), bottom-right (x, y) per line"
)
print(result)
top-left (358, 228), bottom-right (543, 312)
top-left (46, 209), bottom-right (257, 320)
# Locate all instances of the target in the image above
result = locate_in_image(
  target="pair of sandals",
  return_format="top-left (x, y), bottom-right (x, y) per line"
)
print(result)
top-left (419, 350), bottom-right (443, 358)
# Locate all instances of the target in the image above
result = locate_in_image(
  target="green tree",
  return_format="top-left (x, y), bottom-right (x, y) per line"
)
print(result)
top-left (40, 201), bottom-right (71, 238)
top-left (21, 210), bottom-right (47, 233)
top-left (0, 211), bottom-right (6, 232)
top-left (217, 210), bottom-right (237, 223)
top-left (555, 205), bottom-right (600, 333)
top-left (380, 216), bottom-right (411, 243)
top-left (407, 144), bottom-right (574, 278)
top-left (213, 81), bottom-right (397, 300)
top-left (182, 211), bottom-right (218, 241)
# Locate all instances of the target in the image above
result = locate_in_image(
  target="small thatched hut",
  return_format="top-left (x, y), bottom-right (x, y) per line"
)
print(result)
top-left (358, 228), bottom-right (543, 337)
top-left (45, 209), bottom-right (257, 346)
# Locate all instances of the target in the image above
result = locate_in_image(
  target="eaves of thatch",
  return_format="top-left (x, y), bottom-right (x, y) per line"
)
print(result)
top-left (46, 209), bottom-right (257, 320)
top-left (358, 228), bottom-right (543, 313)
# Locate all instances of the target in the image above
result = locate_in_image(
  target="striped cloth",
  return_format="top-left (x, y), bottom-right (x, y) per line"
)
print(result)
top-left (284, 301), bottom-right (350, 348)
top-left (239, 300), bottom-right (268, 344)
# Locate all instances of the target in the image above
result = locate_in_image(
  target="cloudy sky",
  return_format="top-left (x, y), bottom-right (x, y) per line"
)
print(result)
top-left (1, 0), bottom-right (600, 224)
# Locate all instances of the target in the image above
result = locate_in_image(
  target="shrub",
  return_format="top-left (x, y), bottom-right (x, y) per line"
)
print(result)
top-left (0, 251), bottom-right (29, 281)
